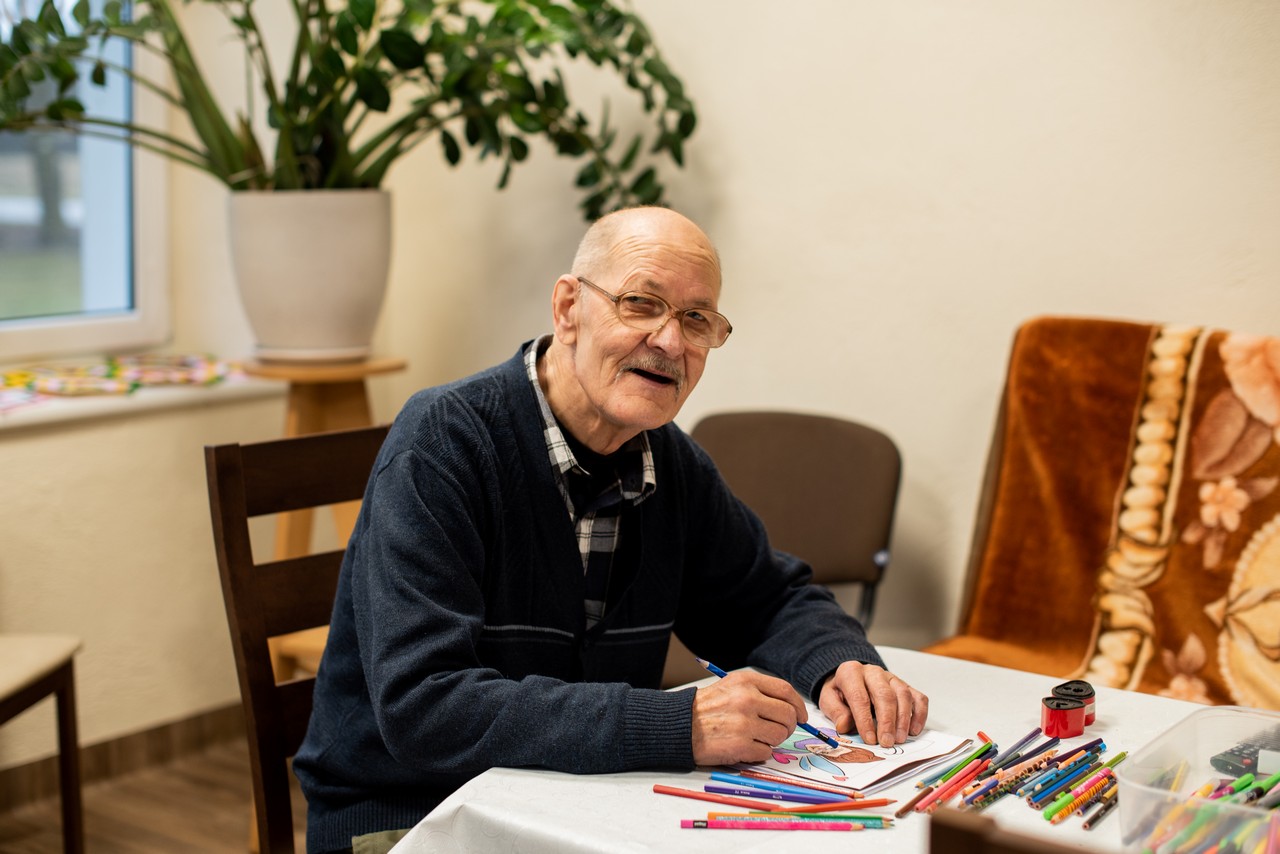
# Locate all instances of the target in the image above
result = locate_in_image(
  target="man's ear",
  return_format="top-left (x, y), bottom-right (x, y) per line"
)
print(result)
top-left (551, 275), bottom-right (581, 345)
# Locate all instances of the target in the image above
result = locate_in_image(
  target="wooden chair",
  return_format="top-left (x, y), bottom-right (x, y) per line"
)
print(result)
top-left (924, 316), bottom-right (1280, 709)
top-left (929, 807), bottom-right (1082, 853)
top-left (0, 634), bottom-right (84, 854)
top-left (663, 410), bottom-right (902, 688)
top-left (205, 424), bottom-right (389, 854)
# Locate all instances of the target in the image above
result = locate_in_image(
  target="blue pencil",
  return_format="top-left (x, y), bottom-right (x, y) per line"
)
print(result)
top-left (694, 658), bottom-right (841, 749)
top-left (709, 772), bottom-right (849, 801)
top-left (704, 785), bottom-right (849, 805)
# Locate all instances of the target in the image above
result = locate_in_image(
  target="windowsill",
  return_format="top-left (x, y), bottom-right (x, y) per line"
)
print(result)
top-left (0, 376), bottom-right (286, 432)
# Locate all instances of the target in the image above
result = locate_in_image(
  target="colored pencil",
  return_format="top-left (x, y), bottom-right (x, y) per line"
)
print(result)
top-left (708, 811), bottom-right (892, 828)
top-left (704, 785), bottom-right (846, 805)
top-left (710, 772), bottom-right (851, 800)
top-left (734, 767), bottom-right (863, 798)
top-left (982, 727), bottom-right (1042, 776)
top-left (652, 784), bottom-right (780, 811)
top-left (896, 786), bottom-right (934, 817)
top-left (769, 797), bottom-right (895, 813)
top-left (924, 758), bottom-right (991, 813)
top-left (772, 817), bottom-right (889, 829)
top-left (681, 819), bottom-right (858, 830)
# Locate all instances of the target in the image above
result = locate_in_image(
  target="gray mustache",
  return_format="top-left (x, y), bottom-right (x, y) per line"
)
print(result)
top-left (621, 355), bottom-right (685, 391)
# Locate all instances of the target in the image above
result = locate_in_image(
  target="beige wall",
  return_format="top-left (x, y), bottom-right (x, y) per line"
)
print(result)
top-left (4, 1), bottom-right (1280, 769)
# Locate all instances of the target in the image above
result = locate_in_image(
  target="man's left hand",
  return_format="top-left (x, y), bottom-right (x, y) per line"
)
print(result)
top-left (817, 661), bottom-right (929, 747)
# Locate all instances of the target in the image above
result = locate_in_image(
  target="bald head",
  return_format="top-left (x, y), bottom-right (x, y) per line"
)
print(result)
top-left (571, 207), bottom-right (721, 293)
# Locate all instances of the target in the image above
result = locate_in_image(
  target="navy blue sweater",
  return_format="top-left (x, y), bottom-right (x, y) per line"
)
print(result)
top-left (293, 345), bottom-right (883, 851)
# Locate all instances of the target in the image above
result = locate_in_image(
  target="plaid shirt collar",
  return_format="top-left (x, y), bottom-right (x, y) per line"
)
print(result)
top-left (524, 336), bottom-right (656, 504)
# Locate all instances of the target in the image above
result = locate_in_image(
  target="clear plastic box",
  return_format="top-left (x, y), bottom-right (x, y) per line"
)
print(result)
top-left (1115, 705), bottom-right (1280, 853)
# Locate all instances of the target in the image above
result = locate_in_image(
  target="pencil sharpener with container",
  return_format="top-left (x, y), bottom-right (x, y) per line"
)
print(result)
top-left (1115, 705), bottom-right (1280, 853)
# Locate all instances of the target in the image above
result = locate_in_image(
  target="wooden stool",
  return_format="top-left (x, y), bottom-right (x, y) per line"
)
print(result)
top-left (243, 357), bottom-right (407, 574)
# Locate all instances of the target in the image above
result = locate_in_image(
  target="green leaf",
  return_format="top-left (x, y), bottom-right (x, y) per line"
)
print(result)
top-left (580, 187), bottom-right (611, 220)
top-left (677, 109), bottom-right (696, 138)
top-left (617, 134), bottom-right (641, 171)
top-left (90, 59), bottom-right (107, 86)
top-left (49, 56), bottom-right (77, 87)
top-left (553, 132), bottom-right (585, 156)
top-left (666, 133), bottom-right (684, 167)
top-left (336, 13), bottom-right (359, 55)
top-left (464, 114), bottom-right (481, 145)
top-left (71, 0), bottom-right (89, 27)
top-left (508, 103), bottom-right (543, 134)
top-left (38, 0), bottom-right (66, 37)
top-left (4, 72), bottom-right (31, 101)
top-left (318, 46), bottom-right (346, 79)
top-left (103, 0), bottom-right (122, 24)
top-left (440, 128), bottom-right (460, 165)
top-left (21, 62), bottom-right (46, 84)
top-left (629, 166), bottom-right (657, 197)
top-left (497, 159), bottom-right (511, 189)
top-left (9, 27), bottom-right (31, 56)
top-left (379, 29), bottom-right (424, 70)
top-left (575, 159), bottom-right (599, 187)
top-left (45, 97), bottom-right (84, 120)
top-left (353, 67), bottom-right (391, 111)
top-left (508, 135), bottom-right (528, 162)
top-left (350, 0), bottom-right (376, 30)
top-left (499, 72), bottom-right (536, 103)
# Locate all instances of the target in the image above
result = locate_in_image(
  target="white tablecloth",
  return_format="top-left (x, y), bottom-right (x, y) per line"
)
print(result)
top-left (391, 646), bottom-right (1205, 853)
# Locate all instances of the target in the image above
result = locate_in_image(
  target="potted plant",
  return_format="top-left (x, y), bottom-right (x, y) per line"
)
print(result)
top-left (0, 0), bottom-right (696, 361)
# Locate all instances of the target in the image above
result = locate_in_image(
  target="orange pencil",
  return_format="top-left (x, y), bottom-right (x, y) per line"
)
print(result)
top-left (924, 758), bottom-right (991, 813)
top-left (766, 797), bottom-right (895, 814)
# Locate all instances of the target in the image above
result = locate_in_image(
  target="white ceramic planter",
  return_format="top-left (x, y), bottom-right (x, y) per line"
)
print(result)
top-left (227, 189), bottom-right (391, 362)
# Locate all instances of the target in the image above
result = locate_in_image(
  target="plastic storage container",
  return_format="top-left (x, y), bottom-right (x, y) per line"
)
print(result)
top-left (1115, 705), bottom-right (1280, 853)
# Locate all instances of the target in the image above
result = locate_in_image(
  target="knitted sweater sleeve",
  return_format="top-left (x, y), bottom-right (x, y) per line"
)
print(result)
top-left (346, 393), bottom-right (694, 780)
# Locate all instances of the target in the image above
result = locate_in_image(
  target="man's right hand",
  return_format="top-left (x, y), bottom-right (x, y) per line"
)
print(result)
top-left (690, 670), bottom-right (809, 765)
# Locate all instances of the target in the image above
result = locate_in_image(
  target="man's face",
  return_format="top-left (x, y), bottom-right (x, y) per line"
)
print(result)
top-left (554, 223), bottom-right (722, 446)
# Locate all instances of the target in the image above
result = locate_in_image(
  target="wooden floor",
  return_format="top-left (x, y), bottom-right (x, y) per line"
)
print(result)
top-left (0, 739), bottom-right (306, 853)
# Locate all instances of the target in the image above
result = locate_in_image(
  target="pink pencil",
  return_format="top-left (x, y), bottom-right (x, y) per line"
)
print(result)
top-left (681, 819), bottom-right (858, 831)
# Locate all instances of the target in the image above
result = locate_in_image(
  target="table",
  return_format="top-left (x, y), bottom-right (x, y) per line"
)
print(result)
top-left (390, 647), bottom-right (1206, 853)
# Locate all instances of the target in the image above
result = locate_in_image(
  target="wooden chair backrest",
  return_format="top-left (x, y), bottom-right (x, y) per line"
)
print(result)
top-left (205, 424), bottom-right (389, 854)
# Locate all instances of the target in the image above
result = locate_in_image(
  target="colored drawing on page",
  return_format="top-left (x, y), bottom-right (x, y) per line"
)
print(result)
top-left (737, 723), bottom-right (969, 793)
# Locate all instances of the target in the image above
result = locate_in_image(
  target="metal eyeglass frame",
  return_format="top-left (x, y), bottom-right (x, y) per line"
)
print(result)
top-left (575, 276), bottom-right (733, 348)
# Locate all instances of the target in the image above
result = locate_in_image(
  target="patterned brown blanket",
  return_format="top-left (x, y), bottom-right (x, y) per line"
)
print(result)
top-left (925, 316), bottom-right (1280, 709)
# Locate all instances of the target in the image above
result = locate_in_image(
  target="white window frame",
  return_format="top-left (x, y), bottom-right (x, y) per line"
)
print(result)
top-left (0, 47), bottom-right (169, 363)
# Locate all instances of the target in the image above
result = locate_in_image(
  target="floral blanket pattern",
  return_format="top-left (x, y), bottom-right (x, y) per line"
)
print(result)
top-left (926, 317), bottom-right (1280, 710)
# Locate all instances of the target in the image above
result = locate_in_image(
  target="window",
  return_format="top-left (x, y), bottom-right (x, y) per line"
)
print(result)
top-left (0, 0), bottom-right (168, 363)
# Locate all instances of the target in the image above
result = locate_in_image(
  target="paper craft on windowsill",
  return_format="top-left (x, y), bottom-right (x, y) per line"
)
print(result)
top-left (729, 719), bottom-right (971, 795)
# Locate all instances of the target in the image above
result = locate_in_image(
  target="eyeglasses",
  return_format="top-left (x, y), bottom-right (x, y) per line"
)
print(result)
top-left (576, 276), bottom-right (733, 349)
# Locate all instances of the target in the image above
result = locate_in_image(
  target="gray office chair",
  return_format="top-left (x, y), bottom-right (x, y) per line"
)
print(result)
top-left (662, 410), bottom-right (902, 688)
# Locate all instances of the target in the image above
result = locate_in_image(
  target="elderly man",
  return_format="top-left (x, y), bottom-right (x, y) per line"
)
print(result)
top-left (294, 206), bottom-right (928, 853)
